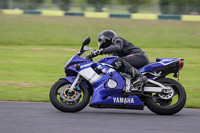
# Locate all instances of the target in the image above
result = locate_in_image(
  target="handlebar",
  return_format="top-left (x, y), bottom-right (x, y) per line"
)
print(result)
top-left (86, 54), bottom-right (93, 61)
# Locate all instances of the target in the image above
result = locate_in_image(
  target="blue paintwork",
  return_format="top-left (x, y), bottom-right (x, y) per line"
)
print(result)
top-left (139, 58), bottom-right (179, 73)
top-left (97, 56), bottom-right (118, 66)
top-left (61, 76), bottom-right (76, 84)
top-left (65, 55), bottom-right (91, 69)
top-left (61, 50), bottom-right (181, 109)
top-left (64, 55), bottom-right (94, 76)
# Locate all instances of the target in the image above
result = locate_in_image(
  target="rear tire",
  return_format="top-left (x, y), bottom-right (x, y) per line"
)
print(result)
top-left (49, 79), bottom-right (90, 112)
top-left (144, 78), bottom-right (186, 115)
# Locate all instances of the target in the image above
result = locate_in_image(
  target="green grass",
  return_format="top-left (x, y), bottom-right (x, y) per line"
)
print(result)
top-left (0, 14), bottom-right (200, 108)
top-left (1, 14), bottom-right (200, 48)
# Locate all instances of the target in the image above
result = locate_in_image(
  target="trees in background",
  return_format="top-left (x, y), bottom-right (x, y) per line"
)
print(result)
top-left (0, 0), bottom-right (45, 10)
top-left (0, 0), bottom-right (8, 9)
top-left (85, 0), bottom-right (150, 13)
top-left (24, 0), bottom-right (44, 10)
top-left (117, 0), bottom-right (150, 13)
top-left (52, 0), bottom-right (71, 11)
top-left (159, 0), bottom-right (200, 14)
top-left (183, 0), bottom-right (200, 14)
top-left (159, 0), bottom-right (170, 14)
top-left (0, 0), bottom-right (200, 14)
top-left (86, 0), bottom-right (111, 12)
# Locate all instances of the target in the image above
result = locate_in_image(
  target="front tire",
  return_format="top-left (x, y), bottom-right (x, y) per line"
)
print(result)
top-left (50, 79), bottom-right (90, 112)
top-left (144, 78), bottom-right (186, 115)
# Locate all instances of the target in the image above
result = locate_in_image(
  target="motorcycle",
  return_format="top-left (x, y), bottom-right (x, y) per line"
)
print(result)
top-left (49, 36), bottom-right (186, 115)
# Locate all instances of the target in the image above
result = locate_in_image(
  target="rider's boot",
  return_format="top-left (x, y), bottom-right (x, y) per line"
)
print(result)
top-left (128, 68), bottom-right (148, 88)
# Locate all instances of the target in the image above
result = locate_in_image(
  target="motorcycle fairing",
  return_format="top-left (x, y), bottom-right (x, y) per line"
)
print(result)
top-left (65, 55), bottom-right (93, 71)
top-left (62, 55), bottom-right (94, 83)
top-left (89, 64), bottom-right (144, 107)
top-left (64, 55), bottom-right (94, 76)
top-left (97, 56), bottom-right (118, 66)
top-left (139, 58), bottom-right (180, 73)
top-left (89, 95), bottom-right (144, 110)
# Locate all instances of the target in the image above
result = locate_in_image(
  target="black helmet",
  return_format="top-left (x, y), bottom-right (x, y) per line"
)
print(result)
top-left (98, 30), bottom-right (117, 49)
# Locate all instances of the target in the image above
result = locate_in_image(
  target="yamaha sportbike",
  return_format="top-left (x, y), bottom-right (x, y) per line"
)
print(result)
top-left (50, 37), bottom-right (186, 115)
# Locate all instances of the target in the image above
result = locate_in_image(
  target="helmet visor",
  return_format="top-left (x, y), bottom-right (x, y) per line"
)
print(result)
top-left (98, 40), bottom-right (103, 48)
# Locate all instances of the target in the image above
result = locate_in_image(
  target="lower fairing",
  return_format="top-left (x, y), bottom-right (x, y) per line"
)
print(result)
top-left (89, 104), bottom-right (144, 110)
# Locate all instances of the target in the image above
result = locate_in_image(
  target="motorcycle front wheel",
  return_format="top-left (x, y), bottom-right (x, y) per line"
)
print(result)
top-left (49, 79), bottom-right (90, 112)
top-left (144, 78), bottom-right (186, 115)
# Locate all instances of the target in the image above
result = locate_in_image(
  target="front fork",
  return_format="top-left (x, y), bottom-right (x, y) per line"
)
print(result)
top-left (68, 74), bottom-right (81, 92)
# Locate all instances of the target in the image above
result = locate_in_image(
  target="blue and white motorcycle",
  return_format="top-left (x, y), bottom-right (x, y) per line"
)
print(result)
top-left (50, 37), bottom-right (186, 115)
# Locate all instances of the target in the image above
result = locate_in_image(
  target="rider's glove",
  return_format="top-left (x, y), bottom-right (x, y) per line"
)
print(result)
top-left (91, 49), bottom-right (104, 58)
top-left (86, 49), bottom-right (103, 60)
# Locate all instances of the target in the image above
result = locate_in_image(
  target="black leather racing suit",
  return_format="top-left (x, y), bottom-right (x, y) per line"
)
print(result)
top-left (102, 37), bottom-right (149, 79)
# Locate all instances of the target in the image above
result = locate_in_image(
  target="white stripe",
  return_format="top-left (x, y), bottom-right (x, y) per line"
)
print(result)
top-left (79, 67), bottom-right (101, 84)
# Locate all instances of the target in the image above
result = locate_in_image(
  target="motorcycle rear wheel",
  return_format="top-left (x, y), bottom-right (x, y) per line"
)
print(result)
top-left (49, 79), bottom-right (90, 112)
top-left (144, 78), bottom-right (186, 115)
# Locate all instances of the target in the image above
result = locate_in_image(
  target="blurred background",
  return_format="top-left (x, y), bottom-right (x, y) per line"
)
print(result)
top-left (0, 0), bottom-right (200, 15)
top-left (0, 0), bottom-right (199, 108)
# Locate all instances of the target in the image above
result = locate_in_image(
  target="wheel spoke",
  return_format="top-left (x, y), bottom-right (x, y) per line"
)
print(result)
top-left (152, 97), bottom-right (159, 103)
top-left (60, 97), bottom-right (65, 103)
top-left (151, 94), bottom-right (159, 103)
top-left (173, 90), bottom-right (179, 96)
top-left (159, 99), bottom-right (172, 106)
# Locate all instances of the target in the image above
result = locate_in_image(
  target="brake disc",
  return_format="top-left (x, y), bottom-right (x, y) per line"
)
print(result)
top-left (60, 85), bottom-right (81, 102)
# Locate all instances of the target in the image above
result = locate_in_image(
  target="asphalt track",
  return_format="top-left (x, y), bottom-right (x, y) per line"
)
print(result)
top-left (0, 101), bottom-right (200, 133)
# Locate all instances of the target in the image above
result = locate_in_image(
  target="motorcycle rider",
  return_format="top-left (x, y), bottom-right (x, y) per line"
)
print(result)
top-left (87, 30), bottom-right (149, 87)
